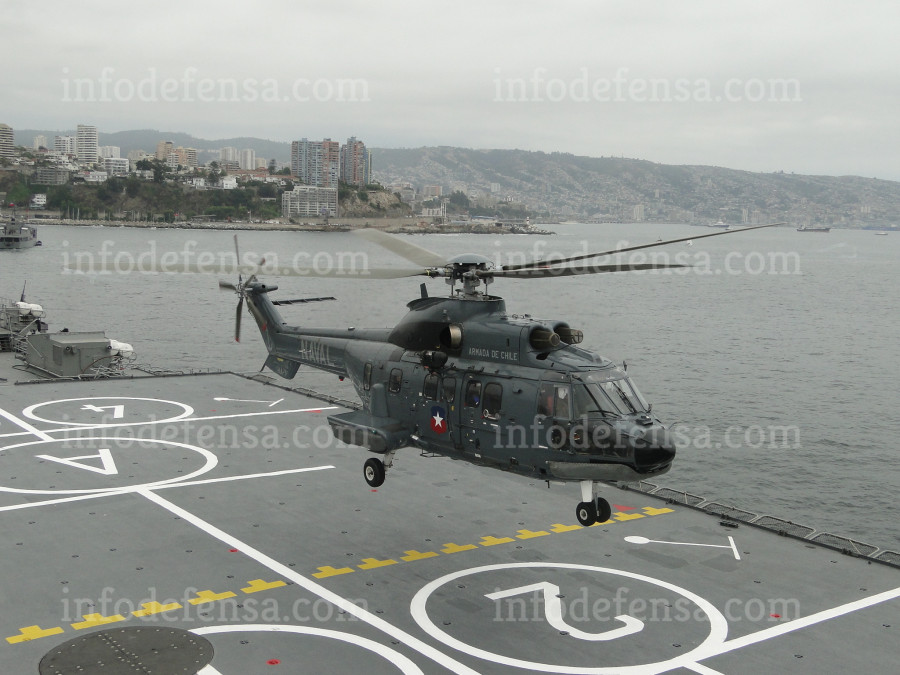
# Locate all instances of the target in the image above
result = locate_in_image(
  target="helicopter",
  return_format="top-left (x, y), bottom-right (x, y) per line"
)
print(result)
top-left (213, 223), bottom-right (775, 526)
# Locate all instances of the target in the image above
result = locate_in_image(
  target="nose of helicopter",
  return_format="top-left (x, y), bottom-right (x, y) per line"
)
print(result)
top-left (632, 425), bottom-right (677, 469)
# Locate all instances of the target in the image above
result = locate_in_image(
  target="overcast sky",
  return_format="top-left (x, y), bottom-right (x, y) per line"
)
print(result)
top-left (4, 0), bottom-right (899, 179)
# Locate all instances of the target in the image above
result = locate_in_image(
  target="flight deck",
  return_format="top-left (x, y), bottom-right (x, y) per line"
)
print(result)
top-left (0, 372), bottom-right (897, 673)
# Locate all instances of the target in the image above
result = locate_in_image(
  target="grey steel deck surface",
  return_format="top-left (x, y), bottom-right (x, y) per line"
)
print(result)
top-left (0, 373), bottom-right (897, 673)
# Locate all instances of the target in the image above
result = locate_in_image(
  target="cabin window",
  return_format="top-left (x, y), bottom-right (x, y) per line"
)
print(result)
top-left (363, 362), bottom-right (373, 391)
top-left (482, 383), bottom-right (502, 420)
top-left (442, 376), bottom-right (457, 403)
top-left (538, 382), bottom-right (571, 419)
top-left (389, 368), bottom-right (402, 393)
top-left (423, 372), bottom-right (439, 400)
top-left (464, 380), bottom-right (482, 407)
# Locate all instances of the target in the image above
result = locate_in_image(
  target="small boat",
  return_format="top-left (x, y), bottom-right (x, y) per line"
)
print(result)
top-left (796, 224), bottom-right (831, 233)
top-left (874, 231), bottom-right (888, 236)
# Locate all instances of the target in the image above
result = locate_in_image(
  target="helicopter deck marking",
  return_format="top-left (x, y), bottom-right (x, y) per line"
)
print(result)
top-left (0, 405), bottom-right (335, 440)
top-left (4, 505), bottom-right (674, 646)
top-left (136, 489), bottom-right (483, 675)
top-left (192, 625), bottom-right (425, 675)
top-left (0, 405), bottom-right (55, 441)
top-left (21, 397), bottom-right (194, 427)
top-left (308, 506), bottom-right (673, 581)
top-left (2, 376), bottom-right (897, 672)
top-left (0, 437), bottom-right (218, 495)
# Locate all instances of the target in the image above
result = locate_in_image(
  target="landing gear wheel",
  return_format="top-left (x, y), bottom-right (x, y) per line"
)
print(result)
top-left (363, 458), bottom-right (386, 487)
top-left (576, 501), bottom-right (597, 527)
top-left (596, 497), bottom-right (612, 523)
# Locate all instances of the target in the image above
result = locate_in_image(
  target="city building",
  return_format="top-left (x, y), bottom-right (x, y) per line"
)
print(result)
top-left (422, 185), bottom-right (443, 198)
top-left (340, 136), bottom-right (371, 186)
top-left (282, 185), bottom-right (338, 218)
top-left (127, 149), bottom-right (152, 162)
top-left (156, 140), bottom-right (174, 161)
top-left (219, 147), bottom-right (238, 163)
top-left (34, 167), bottom-right (70, 185)
top-left (291, 138), bottom-right (339, 188)
top-left (55, 135), bottom-right (76, 156)
top-left (239, 148), bottom-right (256, 171)
top-left (30, 193), bottom-right (47, 209)
top-left (76, 124), bottom-right (99, 163)
top-left (103, 157), bottom-right (130, 177)
top-left (82, 170), bottom-right (108, 183)
top-left (33, 135), bottom-right (47, 151)
top-left (0, 124), bottom-right (14, 159)
top-left (99, 146), bottom-right (120, 159)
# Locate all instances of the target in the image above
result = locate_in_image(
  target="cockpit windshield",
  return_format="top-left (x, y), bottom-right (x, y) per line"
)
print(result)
top-left (573, 372), bottom-right (650, 416)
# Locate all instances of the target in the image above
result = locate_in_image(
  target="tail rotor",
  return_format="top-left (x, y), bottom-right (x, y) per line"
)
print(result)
top-left (219, 235), bottom-right (252, 342)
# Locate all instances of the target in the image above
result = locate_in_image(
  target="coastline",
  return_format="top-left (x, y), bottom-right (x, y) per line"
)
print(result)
top-left (21, 217), bottom-right (556, 235)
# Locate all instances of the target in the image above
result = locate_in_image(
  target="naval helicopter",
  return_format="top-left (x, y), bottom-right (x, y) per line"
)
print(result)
top-left (213, 224), bottom-right (775, 526)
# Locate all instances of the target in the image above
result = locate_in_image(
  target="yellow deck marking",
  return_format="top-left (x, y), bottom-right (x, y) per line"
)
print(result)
top-left (401, 550), bottom-right (439, 562)
top-left (72, 613), bottom-right (126, 630)
top-left (312, 565), bottom-right (355, 579)
top-left (613, 511), bottom-right (645, 521)
top-left (7, 506), bottom-right (675, 644)
top-left (189, 590), bottom-right (237, 605)
top-left (358, 557), bottom-right (397, 570)
top-left (479, 535), bottom-right (515, 546)
top-left (441, 542), bottom-right (478, 554)
top-left (6, 625), bottom-right (64, 644)
top-left (242, 579), bottom-right (287, 594)
top-left (132, 601), bottom-right (183, 617)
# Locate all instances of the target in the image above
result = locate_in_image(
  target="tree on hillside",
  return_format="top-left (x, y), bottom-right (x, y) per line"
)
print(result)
top-left (448, 190), bottom-right (470, 210)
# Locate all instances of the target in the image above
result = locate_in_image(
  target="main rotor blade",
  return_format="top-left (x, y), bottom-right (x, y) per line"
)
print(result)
top-left (235, 296), bottom-right (243, 343)
top-left (67, 260), bottom-right (430, 279)
top-left (218, 280), bottom-right (239, 291)
top-left (486, 262), bottom-right (691, 279)
top-left (354, 228), bottom-right (448, 268)
top-left (501, 223), bottom-right (781, 271)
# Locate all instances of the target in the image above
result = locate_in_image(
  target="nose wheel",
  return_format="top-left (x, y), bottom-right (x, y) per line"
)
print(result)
top-left (576, 481), bottom-right (612, 526)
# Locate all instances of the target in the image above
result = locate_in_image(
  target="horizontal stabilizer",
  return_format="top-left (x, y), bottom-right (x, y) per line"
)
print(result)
top-left (264, 354), bottom-right (301, 379)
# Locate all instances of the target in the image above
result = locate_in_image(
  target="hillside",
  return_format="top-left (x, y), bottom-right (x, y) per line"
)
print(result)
top-left (13, 129), bottom-right (900, 225)
top-left (373, 147), bottom-right (900, 226)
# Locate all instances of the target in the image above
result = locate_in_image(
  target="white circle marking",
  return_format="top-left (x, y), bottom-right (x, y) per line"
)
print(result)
top-left (410, 562), bottom-right (729, 674)
top-left (22, 397), bottom-right (194, 426)
top-left (191, 624), bottom-right (423, 674)
top-left (0, 437), bottom-right (217, 494)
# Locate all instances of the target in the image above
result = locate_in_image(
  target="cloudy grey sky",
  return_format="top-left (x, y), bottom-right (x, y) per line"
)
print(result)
top-left (4, 0), bottom-right (899, 178)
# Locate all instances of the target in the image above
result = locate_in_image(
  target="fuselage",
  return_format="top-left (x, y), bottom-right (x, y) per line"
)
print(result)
top-left (244, 282), bottom-right (676, 483)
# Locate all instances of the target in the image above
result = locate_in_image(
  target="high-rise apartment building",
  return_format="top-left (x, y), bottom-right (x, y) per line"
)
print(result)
top-left (219, 147), bottom-right (238, 163)
top-left (291, 138), bottom-right (340, 188)
top-left (76, 124), bottom-right (99, 163)
top-left (99, 146), bottom-right (120, 159)
top-left (33, 134), bottom-right (47, 150)
top-left (156, 140), bottom-right (174, 161)
top-left (0, 124), bottom-right (14, 159)
top-left (239, 149), bottom-right (256, 171)
top-left (55, 135), bottom-right (76, 155)
top-left (340, 137), bottom-right (371, 187)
